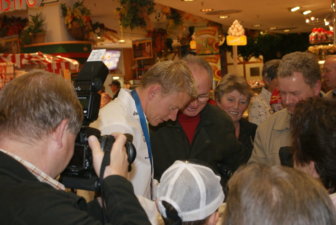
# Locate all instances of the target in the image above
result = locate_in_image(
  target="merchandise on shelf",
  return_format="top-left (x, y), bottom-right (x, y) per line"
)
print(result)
top-left (309, 28), bottom-right (333, 45)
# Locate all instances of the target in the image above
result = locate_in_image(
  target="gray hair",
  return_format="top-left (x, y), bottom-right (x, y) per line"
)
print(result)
top-left (0, 70), bottom-right (83, 140)
top-left (277, 51), bottom-right (321, 87)
top-left (182, 54), bottom-right (213, 80)
top-left (223, 163), bottom-right (336, 225)
top-left (141, 60), bottom-right (197, 98)
top-left (262, 59), bottom-right (281, 81)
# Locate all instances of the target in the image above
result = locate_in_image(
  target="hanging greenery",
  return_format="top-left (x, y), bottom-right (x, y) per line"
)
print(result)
top-left (166, 9), bottom-right (182, 26)
top-left (117, 0), bottom-right (154, 30)
top-left (61, 0), bottom-right (92, 40)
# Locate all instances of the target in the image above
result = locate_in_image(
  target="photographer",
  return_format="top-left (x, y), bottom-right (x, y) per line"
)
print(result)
top-left (0, 70), bottom-right (151, 225)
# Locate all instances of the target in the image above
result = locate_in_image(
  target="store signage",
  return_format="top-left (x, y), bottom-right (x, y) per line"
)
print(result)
top-left (227, 35), bottom-right (247, 46)
top-left (0, 0), bottom-right (42, 13)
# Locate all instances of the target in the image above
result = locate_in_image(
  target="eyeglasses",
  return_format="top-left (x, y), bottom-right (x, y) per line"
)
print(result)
top-left (196, 93), bottom-right (210, 103)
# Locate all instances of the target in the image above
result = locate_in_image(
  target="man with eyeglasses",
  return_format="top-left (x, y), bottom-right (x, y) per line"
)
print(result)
top-left (150, 55), bottom-right (245, 184)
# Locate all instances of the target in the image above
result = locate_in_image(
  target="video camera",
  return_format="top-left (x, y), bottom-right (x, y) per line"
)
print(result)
top-left (60, 61), bottom-right (136, 191)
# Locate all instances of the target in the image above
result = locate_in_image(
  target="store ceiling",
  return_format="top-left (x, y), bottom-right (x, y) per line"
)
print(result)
top-left (154, 0), bottom-right (332, 33)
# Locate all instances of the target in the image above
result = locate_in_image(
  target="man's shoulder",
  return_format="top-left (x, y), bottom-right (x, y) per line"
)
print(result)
top-left (258, 108), bottom-right (290, 131)
top-left (202, 104), bottom-right (232, 121)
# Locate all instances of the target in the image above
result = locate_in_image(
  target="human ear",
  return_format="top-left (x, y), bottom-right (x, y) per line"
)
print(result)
top-left (308, 161), bottom-right (320, 179)
top-left (148, 84), bottom-right (162, 100)
top-left (313, 80), bottom-right (322, 96)
top-left (207, 211), bottom-right (220, 225)
top-left (52, 119), bottom-right (69, 148)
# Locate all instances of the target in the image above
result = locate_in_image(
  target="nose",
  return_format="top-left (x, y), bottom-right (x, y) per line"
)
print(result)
top-left (189, 99), bottom-right (199, 107)
top-left (168, 109), bottom-right (179, 121)
top-left (281, 94), bottom-right (293, 106)
top-left (233, 100), bottom-right (239, 109)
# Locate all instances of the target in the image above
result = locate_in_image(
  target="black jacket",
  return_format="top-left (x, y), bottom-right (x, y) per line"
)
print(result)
top-left (0, 151), bottom-right (151, 225)
top-left (150, 104), bottom-right (246, 183)
top-left (239, 118), bottom-right (257, 163)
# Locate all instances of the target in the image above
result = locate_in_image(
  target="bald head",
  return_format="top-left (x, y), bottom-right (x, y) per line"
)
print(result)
top-left (323, 55), bottom-right (336, 90)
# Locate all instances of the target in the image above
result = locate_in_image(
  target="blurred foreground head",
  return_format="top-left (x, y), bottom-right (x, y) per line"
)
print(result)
top-left (223, 163), bottom-right (336, 225)
top-left (0, 70), bottom-right (83, 141)
top-left (291, 97), bottom-right (336, 192)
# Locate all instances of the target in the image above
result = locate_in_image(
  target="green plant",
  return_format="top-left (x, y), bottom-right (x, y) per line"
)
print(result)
top-left (117, 0), bottom-right (154, 30)
top-left (61, 1), bottom-right (91, 30)
top-left (166, 9), bottom-right (182, 26)
top-left (61, 0), bottom-right (92, 40)
top-left (20, 13), bottom-right (45, 45)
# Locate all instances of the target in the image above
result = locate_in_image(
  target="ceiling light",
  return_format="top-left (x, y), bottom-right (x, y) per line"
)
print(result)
top-left (200, 8), bottom-right (213, 13)
top-left (305, 18), bottom-right (310, 23)
top-left (290, 6), bottom-right (300, 12)
top-left (302, 10), bottom-right (312, 15)
top-left (253, 24), bottom-right (261, 28)
top-left (284, 29), bottom-right (290, 32)
top-left (310, 16), bottom-right (315, 21)
top-left (219, 15), bottom-right (229, 19)
top-left (118, 39), bottom-right (126, 43)
top-left (270, 27), bottom-right (277, 30)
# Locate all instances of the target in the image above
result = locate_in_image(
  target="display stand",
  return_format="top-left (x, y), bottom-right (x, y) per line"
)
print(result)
top-left (22, 41), bottom-right (92, 64)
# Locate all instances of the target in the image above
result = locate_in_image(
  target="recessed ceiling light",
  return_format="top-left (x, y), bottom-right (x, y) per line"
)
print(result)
top-left (219, 15), bottom-right (229, 19)
top-left (310, 16), bottom-right (315, 21)
top-left (118, 39), bottom-right (126, 43)
top-left (270, 27), bottom-right (277, 30)
top-left (290, 6), bottom-right (300, 12)
top-left (305, 18), bottom-right (310, 23)
top-left (302, 10), bottom-right (312, 15)
top-left (200, 8), bottom-right (213, 13)
top-left (284, 29), bottom-right (290, 32)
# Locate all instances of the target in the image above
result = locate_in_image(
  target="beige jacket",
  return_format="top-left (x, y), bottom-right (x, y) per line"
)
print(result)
top-left (249, 108), bottom-right (292, 165)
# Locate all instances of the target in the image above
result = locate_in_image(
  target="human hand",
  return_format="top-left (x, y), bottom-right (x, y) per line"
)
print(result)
top-left (89, 134), bottom-right (128, 178)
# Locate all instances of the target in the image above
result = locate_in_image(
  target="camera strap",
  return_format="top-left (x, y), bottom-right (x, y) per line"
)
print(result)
top-left (98, 136), bottom-right (114, 224)
top-left (131, 89), bottom-right (154, 199)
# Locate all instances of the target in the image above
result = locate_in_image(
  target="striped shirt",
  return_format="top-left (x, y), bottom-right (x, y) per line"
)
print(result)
top-left (0, 148), bottom-right (65, 191)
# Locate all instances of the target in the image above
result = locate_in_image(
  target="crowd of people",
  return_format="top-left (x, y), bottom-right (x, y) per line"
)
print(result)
top-left (0, 50), bottom-right (336, 225)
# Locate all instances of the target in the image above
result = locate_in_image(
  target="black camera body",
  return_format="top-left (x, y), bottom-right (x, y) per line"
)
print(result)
top-left (60, 61), bottom-right (136, 191)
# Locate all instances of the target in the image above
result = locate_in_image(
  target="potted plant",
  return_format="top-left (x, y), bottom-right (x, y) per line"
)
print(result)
top-left (61, 1), bottom-right (92, 40)
top-left (20, 13), bottom-right (45, 45)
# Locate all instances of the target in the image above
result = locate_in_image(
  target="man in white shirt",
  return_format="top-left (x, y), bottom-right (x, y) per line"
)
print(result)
top-left (91, 60), bottom-right (197, 199)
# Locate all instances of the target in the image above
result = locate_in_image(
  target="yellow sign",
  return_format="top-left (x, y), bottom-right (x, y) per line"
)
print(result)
top-left (227, 35), bottom-right (247, 46)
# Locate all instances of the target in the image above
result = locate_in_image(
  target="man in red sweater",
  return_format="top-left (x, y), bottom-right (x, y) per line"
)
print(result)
top-left (150, 55), bottom-right (245, 184)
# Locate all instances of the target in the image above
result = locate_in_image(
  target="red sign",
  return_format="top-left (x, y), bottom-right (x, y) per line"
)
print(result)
top-left (0, 0), bottom-right (41, 12)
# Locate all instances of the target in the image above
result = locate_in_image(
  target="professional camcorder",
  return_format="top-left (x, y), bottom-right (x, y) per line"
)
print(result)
top-left (60, 61), bottom-right (136, 191)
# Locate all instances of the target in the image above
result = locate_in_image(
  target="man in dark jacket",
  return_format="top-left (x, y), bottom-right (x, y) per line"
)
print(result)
top-left (0, 70), bottom-right (151, 225)
top-left (150, 55), bottom-right (245, 183)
